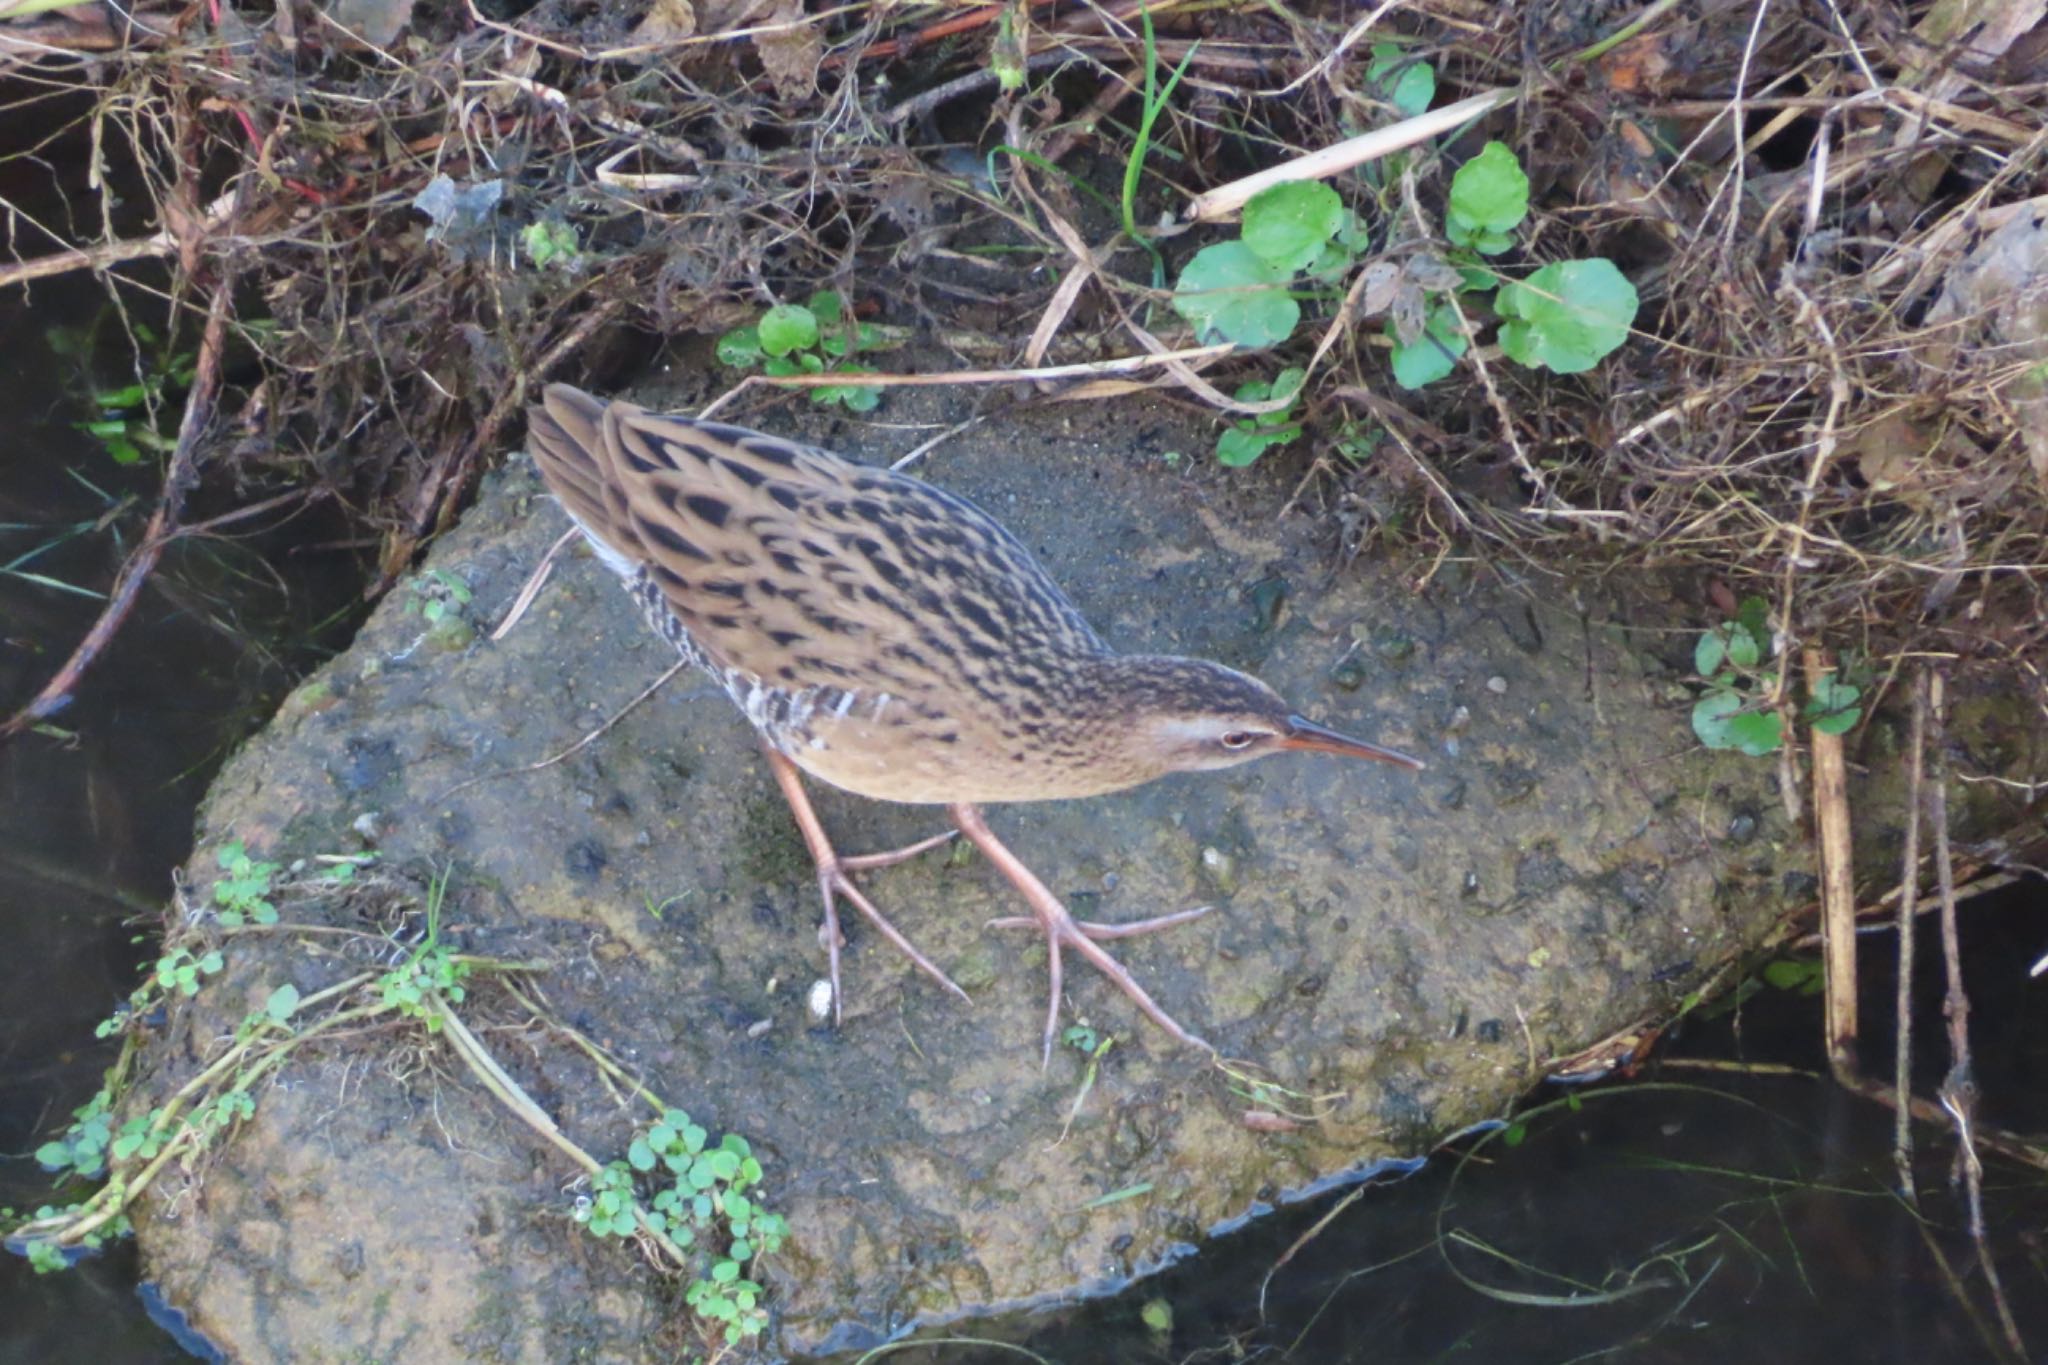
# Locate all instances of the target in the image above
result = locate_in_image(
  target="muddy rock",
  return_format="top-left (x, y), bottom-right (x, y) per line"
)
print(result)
top-left (124, 380), bottom-right (2028, 1361)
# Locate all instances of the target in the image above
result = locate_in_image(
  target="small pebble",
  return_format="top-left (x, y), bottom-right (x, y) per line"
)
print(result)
top-left (1200, 846), bottom-right (1239, 895)
top-left (806, 978), bottom-right (834, 1023)
top-left (1487, 675), bottom-right (1508, 694)
top-left (745, 1018), bottom-right (773, 1039)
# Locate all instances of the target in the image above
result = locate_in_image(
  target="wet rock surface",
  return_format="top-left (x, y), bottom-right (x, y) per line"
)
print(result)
top-left (124, 379), bottom-right (2020, 1361)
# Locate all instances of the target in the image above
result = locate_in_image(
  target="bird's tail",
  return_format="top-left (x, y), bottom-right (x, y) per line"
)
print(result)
top-left (526, 384), bottom-right (641, 576)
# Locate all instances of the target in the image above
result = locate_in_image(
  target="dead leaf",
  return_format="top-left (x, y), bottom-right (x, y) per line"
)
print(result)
top-left (632, 0), bottom-right (695, 45)
top-left (1597, 33), bottom-right (1674, 96)
top-left (1924, 201), bottom-right (2048, 492)
top-left (1355, 261), bottom-right (1400, 318)
top-left (753, 0), bottom-right (821, 101)
top-left (324, 0), bottom-right (413, 49)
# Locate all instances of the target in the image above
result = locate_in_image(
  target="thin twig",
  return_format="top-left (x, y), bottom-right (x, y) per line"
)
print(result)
top-left (1892, 671), bottom-right (1926, 1200)
top-left (1804, 646), bottom-right (1858, 1078)
top-left (0, 280), bottom-right (236, 743)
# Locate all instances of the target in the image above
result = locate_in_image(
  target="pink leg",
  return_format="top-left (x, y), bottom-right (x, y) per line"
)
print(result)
top-left (763, 747), bottom-right (967, 1023)
top-left (949, 802), bottom-right (1214, 1064)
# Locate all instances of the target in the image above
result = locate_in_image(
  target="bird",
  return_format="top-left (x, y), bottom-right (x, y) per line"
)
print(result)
top-left (524, 383), bottom-right (1424, 1061)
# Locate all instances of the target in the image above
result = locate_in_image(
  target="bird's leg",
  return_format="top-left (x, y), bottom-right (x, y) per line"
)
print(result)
top-left (762, 747), bottom-right (968, 1023)
top-left (949, 803), bottom-right (1213, 1064)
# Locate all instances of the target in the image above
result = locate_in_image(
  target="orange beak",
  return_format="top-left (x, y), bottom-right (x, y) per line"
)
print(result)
top-left (1280, 715), bottom-right (1426, 770)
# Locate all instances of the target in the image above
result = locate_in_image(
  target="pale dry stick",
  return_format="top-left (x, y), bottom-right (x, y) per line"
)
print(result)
top-left (1804, 646), bottom-right (1859, 1079)
top-left (434, 1005), bottom-right (698, 1273)
top-left (1925, 673), bottom-right (2029, 1359)
top-left (1264, 0), bottom-right (1406, 98)
top-left (1116, 257), bottom-right (1385, 418)
top-left (0, 189), bottom-right (236, 290)
top-left (492, 526), bottom-right (581, 640)
top-left (1716, 0), bottom-right (1775, 254)
top-left (889, 416), bottom-right (986, 473)
top-left (1186, 88), bottom-right (1515, 223)
top-left (695, 343), bottom-right (1237, 420)
top-left (1893, 670), bottom-right (1927, 1201)
top-left (434, 659), bottom-right (690, 802)
top-left (1001, 121), bottom-right (1117, 370)
top-left (1437, 286), bottom-right (1550, 509)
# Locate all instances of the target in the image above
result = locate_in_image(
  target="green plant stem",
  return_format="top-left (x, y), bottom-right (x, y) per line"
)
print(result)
top-left (503, 978), bottom-right (670, 1118)
top-left (1560, 0), bottom-right (1686, 68)
top-left (432, 997), bottom-right (697, 1272)
top-left (1120, 8), bottom-right (1200, 285)
top-left (22, 995), bottom-right (386, 1245)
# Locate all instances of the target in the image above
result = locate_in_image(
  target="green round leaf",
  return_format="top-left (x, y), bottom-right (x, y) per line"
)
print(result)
top-left (264, 984), bottom-right (301, 1022)
top-left (1242, 181), bottom-right (1345, 273)
top-left (1216, 426), bottom-right (1271, 467)
top-left (1724, 622), bottom-right (1761, 669)
top-left (1172, 241), bottom-right (1299, 348)
top-left (806, 291), bottom-right (845, 325)
top-left (757, 304), bottom-right (819, 358)
top-left (627, 1137), bottom-right (655, 1171)
top-left (1810, 707), bottom-right (1860, 736)
top-left (1736, 596), bottom-right (1772, 640)
top-left (1387, 310), bottom-right (1467, 390)
top-left (715, 327), bottom-right (763, 368)
top-left (1691, 689), bottom-right (1742, 750)
top-left (1495, 259), bottom-right (1638, 374)
top-left (1368, 43), bottom-right (1436, 118)
top-left (1448, 142), bottom-right (1529, 237)
top-left (1693, 630), bottom-right (1726, 677)
top-left (1727, 710), bottom-right (1785, 756)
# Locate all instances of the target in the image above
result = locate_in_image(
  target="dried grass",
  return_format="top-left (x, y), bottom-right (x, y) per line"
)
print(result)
top-left (0, 0), bottom-right (2042, 683)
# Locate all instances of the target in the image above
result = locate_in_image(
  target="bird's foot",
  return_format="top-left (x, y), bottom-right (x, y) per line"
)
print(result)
top-left (812, 846), bottom-right (972, 1025)
top-left (763, 747), bottom-right (966, 1024)
top-left (950, 803), bottom-right (1214, 1064)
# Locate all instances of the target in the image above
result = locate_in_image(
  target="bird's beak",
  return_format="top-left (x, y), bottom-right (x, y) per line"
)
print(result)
top-left (1280, 715), bottom-right (1426, 770)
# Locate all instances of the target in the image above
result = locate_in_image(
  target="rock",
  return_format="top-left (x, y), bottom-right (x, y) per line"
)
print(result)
top-left (120, 377), bottom-right (2024, 1361)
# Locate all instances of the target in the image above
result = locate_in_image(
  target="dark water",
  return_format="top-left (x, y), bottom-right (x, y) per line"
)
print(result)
top-left (994, 890), bottom-right (2048, 1365)
top-left (0, 256), bottom-right (361, 1361)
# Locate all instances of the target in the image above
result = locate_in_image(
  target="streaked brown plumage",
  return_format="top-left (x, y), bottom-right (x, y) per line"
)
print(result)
top-left (527, 383), bottom-right (1422, 1059)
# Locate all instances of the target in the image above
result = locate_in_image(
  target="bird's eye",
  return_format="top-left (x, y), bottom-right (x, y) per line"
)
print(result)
top-left (1219, 731), bottom-right (1259, 750)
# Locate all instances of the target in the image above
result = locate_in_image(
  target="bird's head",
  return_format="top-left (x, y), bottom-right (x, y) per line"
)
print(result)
top-left (1105, 656), bottom-right (1424, 782)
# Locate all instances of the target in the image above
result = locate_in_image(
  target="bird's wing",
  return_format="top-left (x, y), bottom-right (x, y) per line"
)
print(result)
top-left (526, 384), bottom-right (1106, 702)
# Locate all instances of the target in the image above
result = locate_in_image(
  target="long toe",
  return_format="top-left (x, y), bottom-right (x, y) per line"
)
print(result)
top-left (1051, 917), bottom-right (1212, 1055)
top-left (838, 828), bottom-right (959, 872)
top-left (987, 904), bottom-right (1214, 940)
top-left (826, 865), bottom-right (972, 1005)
